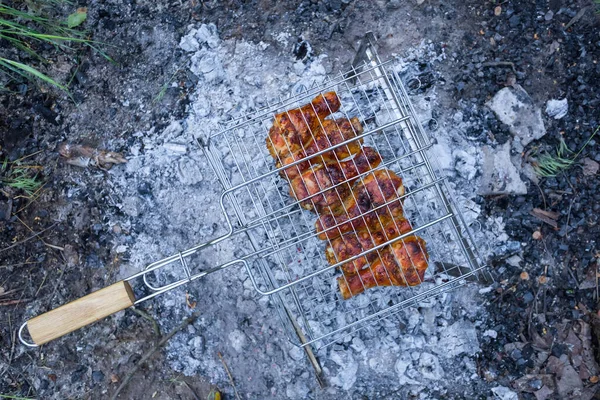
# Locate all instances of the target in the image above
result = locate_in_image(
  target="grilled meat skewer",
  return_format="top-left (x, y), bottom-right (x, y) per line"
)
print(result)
top-left (290, 147), bottom-right (382, 212)
top-left (337, 236), bottom-right (428, 299)
top-left (277, 117), bottom-right (364, 181)
top-left (326, 216), bottom-right (413, 276)
top-left (267, 92), bottom-right (341, 159)
top-left (315, 169), bottom-right (405, 240)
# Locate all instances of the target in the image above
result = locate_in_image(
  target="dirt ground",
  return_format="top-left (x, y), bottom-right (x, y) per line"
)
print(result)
top-left (2, 0), bottom-right (600, 399)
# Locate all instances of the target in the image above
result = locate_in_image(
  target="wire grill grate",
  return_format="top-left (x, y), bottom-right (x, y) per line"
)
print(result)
top-left (197, 44), bottom-right (491, 348)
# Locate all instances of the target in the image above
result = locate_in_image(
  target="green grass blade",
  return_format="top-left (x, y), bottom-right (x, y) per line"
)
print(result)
top-left (0, 57), bottom-right (66, 90)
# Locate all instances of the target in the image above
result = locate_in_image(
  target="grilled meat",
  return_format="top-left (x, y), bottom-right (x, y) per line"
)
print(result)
top-left (325, 216), bottom-right (413, 276)
top-left (315, 169), bottom-right (405, 240)
top-left (337, 236), bottom-right (429, 299)
top-left (277, 117), bottom-right (364, 181)
top-left (289, 147), bottom-right (382, 212)
top-left (265, 91), bottom-right (429, 300)
top-left (266, 92), bottom-right (341, 159)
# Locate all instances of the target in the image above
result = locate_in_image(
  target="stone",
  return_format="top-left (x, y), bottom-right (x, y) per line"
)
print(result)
top-left (329, 350), bottom-right (358, 390)
top-left (286, 380), bottom-right (310, 399)
top-left (486, 85), bottom-right (546, 146)
top-left (492, 386), bottom-right (519, 400)
top-left (228, 329), bottom-right (246, 352)
top-left (453, 149), bottom-right (477, 180)
top-left (433, 320), bottom-right (480, 358)
top-left (194, 24), bottom-right (219, 49)
top-left (91, 370), bottom-right (104, 383)
top-left (478, 141), bottom-right (527, 195)
top-left (545, 98), bottom-right (568, 119)
top-left (163, 143), bottom-right (187, 154)
top-left (483, 329), bottom-right (498, 339)
top-left (582, 158), bottom-right (599, 176)
top-left (179, 30), bottom-right (200, 52)
top-left (418, 353), bottom-right (444, 380)
top-left (190, 50), bottom-right (225, 84)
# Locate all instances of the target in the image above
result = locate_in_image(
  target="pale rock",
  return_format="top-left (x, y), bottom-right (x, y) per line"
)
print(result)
top-left (194, 23), bottom-right (219, 49)
top-left (190, 49), bottom-right (224, 83)
top-left (395, 353), bottom-right (419, 385)
top-left (433, 320), bottom-right (480, 358)
top-left (492, 386), bottom-right (519, 400)
top-left (478, 141), bottom-right (527, 195)
top-left (161, 120), bottom-right (184, 141)
top-left (506, 254), bottom-right (522, 267)
top-left (545, 98), bottom-right (568, 120)
top-left (179, 30), bottom-right (200, 52)
top-left (483, 329), bottom-right (498, 339)
top-left (486, 85), bottom-right (546, 146)
top-left (418, 353), bottom-right (444, 380)
top-left (329, 350), bottom-right (358, 391)
top-left (288, 346), bottom-right (304, 361)
top-left (453, 149), bottom-right (478, 180)
top-left (228, 329), bottom-right (246, 352)
top-left (286, 381), bottom-right (310, 399)
top-left (163, 143), bottom-right (187, 154)
top-left (177, 157), bottom-right (203, 185)
top-left (350, 337), bottom-right (366, 353)
top-left (121, 196), bottom-right (140, 217)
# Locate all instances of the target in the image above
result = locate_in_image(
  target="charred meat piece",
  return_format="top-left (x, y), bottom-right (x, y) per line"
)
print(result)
top-left (325, 216), bottom-right (413, 276)
top-left (315, 169), bottom-right (405, 240)
top-left (266, 92), bottom-right (341, 159)
top-left (289, 147), bottom-right (382, 212)
top-left (337, 236), bottom-right (429, 299)
top-left (277, 117), bottom-right (364, 181)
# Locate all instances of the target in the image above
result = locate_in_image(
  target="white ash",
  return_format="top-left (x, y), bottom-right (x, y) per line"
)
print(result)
top-left (546, 98), bottom-right (568, 120)
top-left (106, 26), bottom-right (512, 397)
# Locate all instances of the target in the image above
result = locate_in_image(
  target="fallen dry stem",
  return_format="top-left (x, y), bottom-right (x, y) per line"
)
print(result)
top-left (110, 310), bottom-right (201, 400)
top-left (130, 307), bottom-right (161, 338)
top-left (0, 222), bottom-right (58, 254)
top-left (217, 352), bottom-right (242, 400)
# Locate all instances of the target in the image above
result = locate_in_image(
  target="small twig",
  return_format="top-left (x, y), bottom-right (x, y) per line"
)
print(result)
top-left (16, 216), bottom-right (64, 251)
top-left (0, 299), bottom-right (30, 306)
top-left (181, 381), bottom-right (202, 400)
top-left (0, 288), bottom-right (20, 298)
top-left (130, 307), bottom-right (161, 338)
top-left (530, 208), bottom-right (559, 228)
top-left (564, 6), bottom-right (591, 30)
top-left (0, 261), bottom-right (41, 270)
top-left (563, 198), bottom-right (575, 239)
top-left (0, 222), bottom-right (58, 253)
top-left (34, 273), bottom-right (48, 297)
top-left (218, 352), bottom-right (242, 400)
top-left (110, 311), bottom-right (200, 400)
top-left (533, 180), bottom-right (547, 210)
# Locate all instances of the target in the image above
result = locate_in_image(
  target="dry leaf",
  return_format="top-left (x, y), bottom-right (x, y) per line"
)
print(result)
top-left (186, 292), bottom-right (197, 309)
top-left (58, 142), bottom-right (127, 170)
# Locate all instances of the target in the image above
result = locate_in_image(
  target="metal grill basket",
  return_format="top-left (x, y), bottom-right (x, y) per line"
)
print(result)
top-left (19, 34), bottom-right (491, 353)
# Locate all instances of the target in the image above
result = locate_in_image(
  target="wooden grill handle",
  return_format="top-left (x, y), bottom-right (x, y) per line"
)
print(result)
top-left (25, 281), bottom-right (135, 346)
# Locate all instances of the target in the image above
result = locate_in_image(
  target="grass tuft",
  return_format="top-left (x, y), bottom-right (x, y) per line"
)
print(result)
top-left (534, 126), bottom-right (599, 178)
top-left (1, 158), bottom-right (43, 197)
top-left (0, 2), bottom-right (112, 93)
